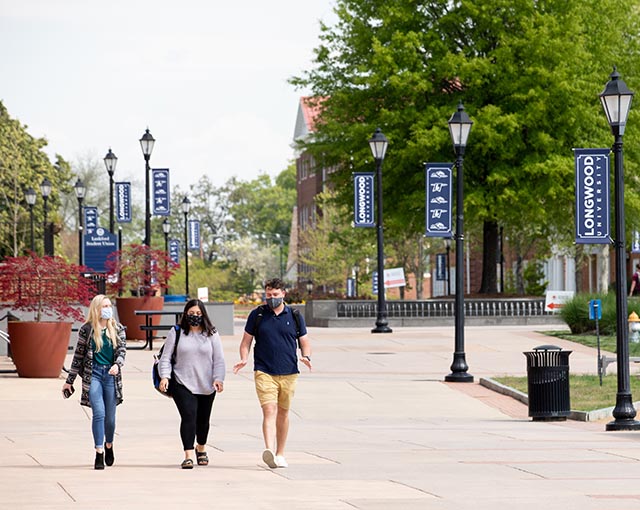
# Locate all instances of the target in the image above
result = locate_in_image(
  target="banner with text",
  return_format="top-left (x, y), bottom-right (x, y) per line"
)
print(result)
top-left (425, 163), bottom-right (453, 238)
top-left (115, 182), bottom-right (132, 223)
top-left (353, 172), bottom-right (375, 227)
top-left (152, 169), bottom-right (170, 216)
top-left (574, 148), bottom-right (610, 244)
top-left (188, 220), bottom-right (200, 250)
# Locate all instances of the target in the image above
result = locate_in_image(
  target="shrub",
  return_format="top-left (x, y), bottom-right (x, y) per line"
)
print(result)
top-left (560, 292), bottom-right (640, 335)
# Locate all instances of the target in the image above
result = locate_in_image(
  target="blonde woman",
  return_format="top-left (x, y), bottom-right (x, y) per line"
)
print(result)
top-left (62, 295), bottom-right (126, 470)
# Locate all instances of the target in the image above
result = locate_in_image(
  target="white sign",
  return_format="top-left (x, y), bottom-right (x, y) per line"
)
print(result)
top-left (197, 287), bottom-right (209, 302)
top-left (384, 267), bottom-right (406, 289)
top-left (544, 290), bottom-right (574, 312)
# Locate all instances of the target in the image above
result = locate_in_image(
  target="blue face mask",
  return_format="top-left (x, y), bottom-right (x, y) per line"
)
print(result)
top-left (266, 297), bottom-right (283, 309)
top-left (101, 308), bottom-right (113, 320)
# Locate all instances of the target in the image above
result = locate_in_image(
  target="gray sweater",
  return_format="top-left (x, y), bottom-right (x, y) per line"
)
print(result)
top-left (158, 327), bottom-right (226, 395)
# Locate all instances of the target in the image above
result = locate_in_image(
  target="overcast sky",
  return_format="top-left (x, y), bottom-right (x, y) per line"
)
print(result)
top-left (0, 0), bottom-right (335, 191)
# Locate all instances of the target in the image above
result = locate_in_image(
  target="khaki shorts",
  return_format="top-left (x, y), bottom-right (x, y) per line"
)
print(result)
top-left (254, 370), bottom-right (299, 410)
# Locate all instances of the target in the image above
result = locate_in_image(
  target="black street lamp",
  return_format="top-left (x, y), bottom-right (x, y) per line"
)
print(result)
top-left (182, 196), bottom-right (191, 297)
top-left (445, 102), bottom-right (474, 383)
top-left (139, 129), bottom-right (155, 247)
top-left (600, 67), bottom-right (640, 431)
top-left (103, 148), bottom-right (117, 233)
top-left (306, 279), bottom-right (313, 297)
top-left (24, 187), bottom-right (36, 253)
top-left (40, 178), bottom-right (52, 256)
top-left (444, 238), bottom-right (452, 296)
top-left (162, 218), bottom-right (171, 296)
top-left (369, 127), bottom-right (392, 333)
top-left (74, 179), bottom-right (86, 266)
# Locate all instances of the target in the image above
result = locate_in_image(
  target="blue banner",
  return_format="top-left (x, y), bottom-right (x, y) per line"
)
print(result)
top-left (152, 169), bottom-right (170, 216)
top-left (574, 149), bottom-right (610, 244)
top-left (425, 163), bottom-right (453, 237)
top-left (353, 172), bottom-right (375, 227)
top-left (188, 220), bottom-right (200, 250)
top-left (84, 206), bottom-right (98, 235)
top-left (115, 182), bottom-right (132, 223)
top-left (372, 270), bottom-right (378, 295)
top-left (169, 239), bottom-right (180, 264)
top-left (83, 227), bottom-right (118, 273)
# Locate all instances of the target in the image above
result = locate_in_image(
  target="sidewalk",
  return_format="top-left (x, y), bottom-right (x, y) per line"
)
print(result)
top-left (2, 323), bottom-right (640, 509)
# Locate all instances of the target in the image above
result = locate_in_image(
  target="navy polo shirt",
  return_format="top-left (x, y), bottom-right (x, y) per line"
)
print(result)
top-left (244, 305), bottom-right (307, 376)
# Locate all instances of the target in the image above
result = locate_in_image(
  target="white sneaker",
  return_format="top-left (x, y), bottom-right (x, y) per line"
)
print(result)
top-left (275, 455), bottom-right (288, 468)
top-left (262, 449), bottom-right (277, 468)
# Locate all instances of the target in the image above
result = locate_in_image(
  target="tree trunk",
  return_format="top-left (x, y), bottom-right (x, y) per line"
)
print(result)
top-left (515, 254), bottom-right (525, 294)
top-left (479, 220), bottom-right (499, 294)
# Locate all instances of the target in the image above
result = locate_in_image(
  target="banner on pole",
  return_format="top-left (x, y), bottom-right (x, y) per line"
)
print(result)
top-left (425, 163), bottom-right (453, 237)
top-left (574, 148), bottom-right (610, 244)
top-left (353, 172), bottom-right (375, 227)
top-left (84, 207), bottom-right (98, 235)
top-left (169, 239), bottom-right (180, 264)
top-left (152, 169), bottom-right (170, 216)
top-left (188, 220), bottom-right (200, 250)
top-left (115, 182), bottom-right (132, 223)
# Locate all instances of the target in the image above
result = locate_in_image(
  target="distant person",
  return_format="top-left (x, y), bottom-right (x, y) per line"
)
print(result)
top-left (62, 294), bottom-right (127, 470)
top-left (158, 299), bottom-right (225, 469)
top-left (233, 278), bottom-right (312, 469)
top-left (631, 264), bottom-right (640, 297)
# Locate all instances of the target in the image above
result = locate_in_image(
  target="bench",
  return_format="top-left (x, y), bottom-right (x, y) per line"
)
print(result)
top-left (134, 310), bottom-right (183, 350)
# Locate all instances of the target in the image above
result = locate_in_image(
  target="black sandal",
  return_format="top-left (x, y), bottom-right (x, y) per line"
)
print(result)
top-left (181, 458), bottom-right (194, 469)
top-left (196, 450), bottom-right (209, 466)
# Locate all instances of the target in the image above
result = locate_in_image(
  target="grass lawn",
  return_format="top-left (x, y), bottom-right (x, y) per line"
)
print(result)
top-left (494, 329), bottom-right (640, 411)
top-left (494, 374), bottom-right (640, 412)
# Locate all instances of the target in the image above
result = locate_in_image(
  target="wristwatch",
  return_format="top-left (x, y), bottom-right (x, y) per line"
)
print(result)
top-left (302, 355), bottom-right (311, 362)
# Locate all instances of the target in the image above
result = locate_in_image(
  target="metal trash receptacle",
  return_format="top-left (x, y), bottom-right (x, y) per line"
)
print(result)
top-left (523, 345), bottom-right (571, 421)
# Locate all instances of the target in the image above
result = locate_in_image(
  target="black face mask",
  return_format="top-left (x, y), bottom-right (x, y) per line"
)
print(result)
top-left (266, 297), bottom-right (284, 309)
top-left (187, 314), bottom-right (203, 327)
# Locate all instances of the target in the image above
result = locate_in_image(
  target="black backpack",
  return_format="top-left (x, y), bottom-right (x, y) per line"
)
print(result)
top-left (253, 304), bottom-right (302, 344)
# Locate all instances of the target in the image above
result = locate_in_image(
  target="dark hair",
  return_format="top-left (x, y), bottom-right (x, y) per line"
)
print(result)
top-left (180, 299), bottom-right (216, 335)
top-left (264, 278), bottom-right (286, 291)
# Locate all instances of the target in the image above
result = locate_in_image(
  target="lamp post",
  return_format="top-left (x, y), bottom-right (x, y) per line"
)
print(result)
top-left (182, 196), bottom-right (191, 298)
top-left (25, 187), bottom-right (36, 253)
top-left (369, 128), bottom-right (392, 333)
top-left (162, 218), bottom-right (171, 295)
top-left (139, 129), bottom-right (155, 247)
top-left (40, 178), bottom-right (52, 256)
top-left (103, 148), bottom-right (117, 233)
top-left (444, 102), bottom-right (474, 383)
top-left (306, 279), bottom-right (313, 297)
top-left (444, 238), bottom-right (452, 296)
top-left (600, 67), bottom-right (640, 431)
top-left (74, 179), bottom-right (86, 266)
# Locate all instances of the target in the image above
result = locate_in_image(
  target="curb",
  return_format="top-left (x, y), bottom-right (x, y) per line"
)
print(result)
top-left (478, 377), bottom-right (640, 422)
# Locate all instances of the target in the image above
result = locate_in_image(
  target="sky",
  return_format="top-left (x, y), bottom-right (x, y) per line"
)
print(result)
top-left (0, 0), bottom-right (335, 190)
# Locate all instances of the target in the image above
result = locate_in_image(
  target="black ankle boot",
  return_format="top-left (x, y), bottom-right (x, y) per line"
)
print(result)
top-left (94, 452), bottom-right (105, 470)
top-left (105, 445), bottom-right (114, 466)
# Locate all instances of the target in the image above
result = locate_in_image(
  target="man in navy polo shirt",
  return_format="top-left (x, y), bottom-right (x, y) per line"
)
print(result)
top-left (233, 278), bottom-right (312, 468)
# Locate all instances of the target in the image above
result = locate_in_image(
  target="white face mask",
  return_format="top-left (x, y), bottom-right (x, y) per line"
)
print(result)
top-left (101, 308), bottom-right (113, 320)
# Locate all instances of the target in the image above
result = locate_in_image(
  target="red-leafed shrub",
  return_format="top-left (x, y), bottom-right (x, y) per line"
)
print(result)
top-left (0, 254), bottom-right (95, 321)
top-left (105, 243), bottom-right (179, 297)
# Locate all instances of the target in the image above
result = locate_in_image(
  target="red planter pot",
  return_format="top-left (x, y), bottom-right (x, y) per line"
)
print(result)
top-left (115, 296), bottom-right (164, 340)
top-left (8, 321), bottom-right (72, 378)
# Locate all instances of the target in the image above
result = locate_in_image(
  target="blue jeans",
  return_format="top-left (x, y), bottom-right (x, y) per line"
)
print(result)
top-left (89, 364), bottom-right (117, 449)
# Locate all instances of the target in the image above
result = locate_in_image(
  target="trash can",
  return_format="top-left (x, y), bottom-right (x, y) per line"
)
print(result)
top-left (523, 345), bottom-right (571, 421)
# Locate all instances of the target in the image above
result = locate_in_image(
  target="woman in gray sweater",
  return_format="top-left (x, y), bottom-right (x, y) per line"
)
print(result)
top-left (158, 299), bottom-right (225, 469)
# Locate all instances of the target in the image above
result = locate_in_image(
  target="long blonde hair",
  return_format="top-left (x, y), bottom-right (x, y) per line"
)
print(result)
top-left (86, 294), bottom-right (118, 352)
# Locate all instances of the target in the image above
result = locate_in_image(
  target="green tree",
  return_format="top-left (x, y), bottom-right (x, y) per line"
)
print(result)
top-left (292, 0), bottom-right (640, 294)
top-left (0, 102), bottom-right (71, 257)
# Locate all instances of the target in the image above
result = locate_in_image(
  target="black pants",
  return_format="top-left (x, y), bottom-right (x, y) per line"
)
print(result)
top-left (170, 380), bottom-right (216, 451)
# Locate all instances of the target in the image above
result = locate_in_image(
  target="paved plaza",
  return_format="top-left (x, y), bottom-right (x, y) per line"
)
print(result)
top-left (2, 321), bottom-right (640, 509)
